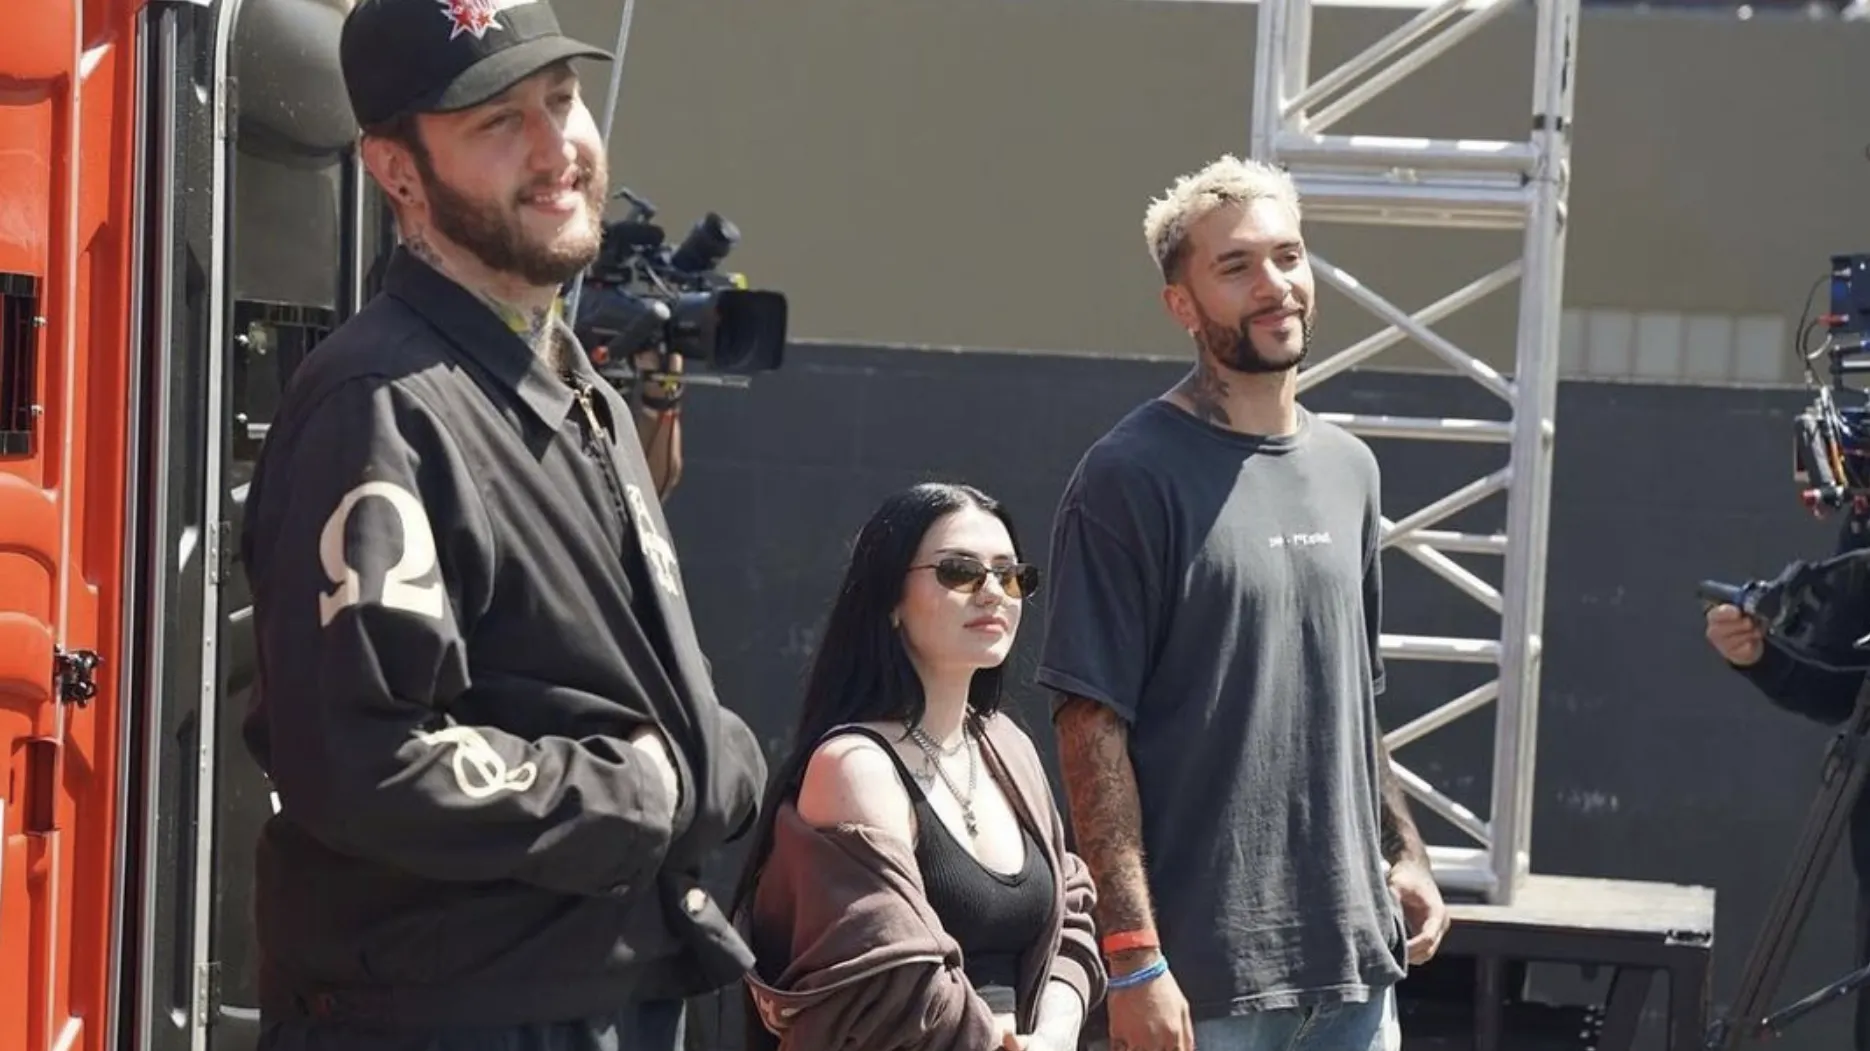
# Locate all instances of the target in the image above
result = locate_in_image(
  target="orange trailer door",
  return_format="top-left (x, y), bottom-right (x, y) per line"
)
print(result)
top-left (0, 0), bottom-right (141, 1049)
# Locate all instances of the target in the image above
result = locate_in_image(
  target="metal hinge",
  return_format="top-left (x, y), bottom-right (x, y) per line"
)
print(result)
top-left (208, 520), bottom-right (233, 584)
top-left (194, 960), bottom-right (221, 1027)
top-left (217, 77), bottom-right (239, 141)
top-left (53, 648), bottom-right (102, 707)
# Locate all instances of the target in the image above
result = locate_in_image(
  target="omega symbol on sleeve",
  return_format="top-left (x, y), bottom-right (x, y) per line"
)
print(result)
top-left (415, 726), bottom-right (539, 800)
top-left (317, 480), bottom-right (447, 627)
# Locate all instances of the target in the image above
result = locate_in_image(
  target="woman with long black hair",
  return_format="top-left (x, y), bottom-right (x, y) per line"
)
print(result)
top-left (734, 482), bottom-right (1105, 1050)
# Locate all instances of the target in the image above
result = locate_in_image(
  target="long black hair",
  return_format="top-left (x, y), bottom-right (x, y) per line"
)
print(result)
top-left (732, 481), bottom-right (1026, 915)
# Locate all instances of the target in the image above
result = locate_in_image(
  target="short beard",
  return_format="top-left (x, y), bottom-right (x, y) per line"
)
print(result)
top-left (412, 146), bottom-right (606, 288)
top-left (1197, 302), bottom-right (1312, 375)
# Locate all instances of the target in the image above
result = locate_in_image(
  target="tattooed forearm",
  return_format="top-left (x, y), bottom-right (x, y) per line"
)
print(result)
top-left (1174, 359), bottom-right (1232, 428)
top-left (1054, 696), bottom-right (1156, 954)
top-left (1377, 737), bottom-right (1428, 867)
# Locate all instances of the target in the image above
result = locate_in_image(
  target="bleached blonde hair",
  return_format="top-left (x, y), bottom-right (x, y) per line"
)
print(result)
top-left (1143, 154), bottom-right (1302, 282)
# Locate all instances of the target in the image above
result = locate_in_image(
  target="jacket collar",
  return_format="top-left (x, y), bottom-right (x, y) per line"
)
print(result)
top-left (380, 246), bottom-right (577, 427)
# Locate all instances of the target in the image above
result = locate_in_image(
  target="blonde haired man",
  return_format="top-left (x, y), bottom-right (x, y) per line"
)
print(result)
top-left (1041, 155), bottom-right (1448, 1051)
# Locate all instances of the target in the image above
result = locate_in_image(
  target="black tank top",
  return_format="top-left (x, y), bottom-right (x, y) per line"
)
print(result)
top-left (830, 726), bottom-right (1054, 1013)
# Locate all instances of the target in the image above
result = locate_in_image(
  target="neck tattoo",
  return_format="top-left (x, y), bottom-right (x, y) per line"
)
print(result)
top-left (478, 293), bottom-right (562, 361)
top-left (400, 230), bottom-right (564, 363)
top-left (404, 230), bottom-right (446, 272)
top-left (1178, 357), bottom-right (1233, 427)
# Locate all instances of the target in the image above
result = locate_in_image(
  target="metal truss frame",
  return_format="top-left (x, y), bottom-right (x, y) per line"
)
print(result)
top-left (1251, 0), bottom-right (1580, 905)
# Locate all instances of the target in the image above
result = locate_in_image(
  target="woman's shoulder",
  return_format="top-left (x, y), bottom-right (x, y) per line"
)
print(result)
top-left (796, 723), bottom-right (917, 842)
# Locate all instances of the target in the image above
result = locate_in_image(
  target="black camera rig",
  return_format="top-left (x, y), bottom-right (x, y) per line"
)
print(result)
top-left (1699, 252), bottom-right (1870, 1049)
top-left (1792, 254), bottom-right (1870, 514)
top-left (568, 187), bottom-right (788, 398)
top-left (1701, 255), bottom-right (1870, 676)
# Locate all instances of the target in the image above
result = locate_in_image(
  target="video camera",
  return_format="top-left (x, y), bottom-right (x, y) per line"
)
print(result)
top-left (570, 187), bottom-right (787, 393)
top-left (1696, 254), bottom-right (1870, 674)
top-left (1696, 253), bottom-right (1870, 1051)
top-left (1792, 254), bottom-right (1870, 513)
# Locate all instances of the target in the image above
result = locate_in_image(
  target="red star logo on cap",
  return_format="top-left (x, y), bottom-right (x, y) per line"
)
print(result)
top-left (436, 0), bottom-right (504, 40)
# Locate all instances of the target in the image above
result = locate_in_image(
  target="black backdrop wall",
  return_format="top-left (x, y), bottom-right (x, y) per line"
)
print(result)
top-left (663, 341), bottom-right (1860, 1050)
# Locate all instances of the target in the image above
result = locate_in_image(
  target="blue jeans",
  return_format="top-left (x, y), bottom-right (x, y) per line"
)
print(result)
top-left (1190, 987), bottom-right (1399, 1051)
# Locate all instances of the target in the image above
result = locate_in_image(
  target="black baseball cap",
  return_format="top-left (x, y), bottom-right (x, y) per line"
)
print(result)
top-left (340, 0), bottom-right (610, 128)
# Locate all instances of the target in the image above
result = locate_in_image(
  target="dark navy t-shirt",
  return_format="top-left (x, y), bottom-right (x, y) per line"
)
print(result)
top-left (1038, 399), bottom-right (1407, 1020)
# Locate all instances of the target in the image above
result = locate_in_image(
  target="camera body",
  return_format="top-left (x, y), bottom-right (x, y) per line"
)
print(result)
top-left (1794, 254), bottom-right (1870, 512)
top-left (571, 189), bottom-right (788, 386)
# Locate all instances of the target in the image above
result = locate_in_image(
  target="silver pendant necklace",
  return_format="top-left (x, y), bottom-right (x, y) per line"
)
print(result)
top-left (906, 721), bottom-right (980, 837)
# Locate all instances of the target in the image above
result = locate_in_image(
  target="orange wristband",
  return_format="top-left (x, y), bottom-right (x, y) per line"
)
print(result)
top-left (1101, 929), bottom-right (1160, 956)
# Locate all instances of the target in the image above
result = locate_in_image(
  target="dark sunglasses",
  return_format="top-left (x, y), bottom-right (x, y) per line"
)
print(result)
top-left (912, 556), bottom-right (1041, 599)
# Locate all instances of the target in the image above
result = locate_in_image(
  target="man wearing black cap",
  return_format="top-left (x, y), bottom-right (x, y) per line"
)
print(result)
top-left (238, 2), bottom-right (769, 1049)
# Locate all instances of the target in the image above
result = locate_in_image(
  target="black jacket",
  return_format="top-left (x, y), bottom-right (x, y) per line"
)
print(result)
top-left (1730, 518), bottom-right (1870, 887)
top-left (240, 249), bottom-right (767, 1029)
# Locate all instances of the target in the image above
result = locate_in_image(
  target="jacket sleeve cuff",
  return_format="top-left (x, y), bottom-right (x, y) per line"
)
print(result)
top-left (1050, 848), bottom-right (1109, 1009)
top-left (1733, 643), bottom-right (1797, 695)
top-left (1047, 961), bottom-right (1100, 1013)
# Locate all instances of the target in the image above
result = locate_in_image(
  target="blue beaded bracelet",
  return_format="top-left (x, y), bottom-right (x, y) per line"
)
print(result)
top-left (1106, 956), bottom-right (1169, 991)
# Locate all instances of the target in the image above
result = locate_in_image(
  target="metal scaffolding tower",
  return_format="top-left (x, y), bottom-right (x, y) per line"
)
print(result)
top-left (1252, 0), bottom-right (1580, 906)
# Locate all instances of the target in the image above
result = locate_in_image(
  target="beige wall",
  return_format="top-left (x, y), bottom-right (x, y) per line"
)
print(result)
top-left (552, 0), bottom-right (1870, 385)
